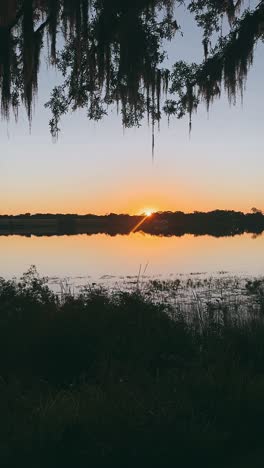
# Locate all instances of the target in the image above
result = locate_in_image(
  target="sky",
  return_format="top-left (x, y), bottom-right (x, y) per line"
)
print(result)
top-left (0, 3), bottom-right (263, 216)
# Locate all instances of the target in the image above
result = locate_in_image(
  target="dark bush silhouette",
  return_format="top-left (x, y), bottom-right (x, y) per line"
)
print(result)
top-left (1, 270), bottom-right (264, 467)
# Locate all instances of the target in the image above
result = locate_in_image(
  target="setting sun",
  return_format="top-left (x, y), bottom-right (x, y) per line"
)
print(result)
top-left (143, 209), bottom-right (155, 217)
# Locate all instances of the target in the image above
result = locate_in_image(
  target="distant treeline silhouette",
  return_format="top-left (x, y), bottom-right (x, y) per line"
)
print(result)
top-left (0, 1), bottom-right (263, 138)
top-left (1, 210), bottom-right (264, 237)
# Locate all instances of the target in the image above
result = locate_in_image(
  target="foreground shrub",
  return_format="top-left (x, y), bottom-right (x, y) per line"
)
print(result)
top-left (1, 270), bottom-right (264, 467)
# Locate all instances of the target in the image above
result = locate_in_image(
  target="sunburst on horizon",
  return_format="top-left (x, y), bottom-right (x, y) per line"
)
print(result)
top-left (131, 208), bottom-right (155, 233)
top-left (140, 208), bottom-right (156, 217)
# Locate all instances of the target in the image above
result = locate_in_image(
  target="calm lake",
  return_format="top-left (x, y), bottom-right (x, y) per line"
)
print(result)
top-left (1, 233), bottom-right (264, 286)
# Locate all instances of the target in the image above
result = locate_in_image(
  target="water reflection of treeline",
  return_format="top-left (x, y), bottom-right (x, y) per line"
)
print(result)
top-left (1, 210), bottom-right (264, 237)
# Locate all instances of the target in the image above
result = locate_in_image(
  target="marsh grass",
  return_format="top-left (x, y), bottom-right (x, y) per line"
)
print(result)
top-left (1, 268), bottom-right (264, 467)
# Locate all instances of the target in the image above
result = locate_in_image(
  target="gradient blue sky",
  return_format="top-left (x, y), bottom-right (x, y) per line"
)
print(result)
top-left (0, 2), bottom-right (263, 215)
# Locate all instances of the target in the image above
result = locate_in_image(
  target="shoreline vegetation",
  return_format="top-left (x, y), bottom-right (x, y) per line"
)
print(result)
top-left (1, 269), bottom-right (264, 467)
top-left (1, 210), bottom-right (264, 237)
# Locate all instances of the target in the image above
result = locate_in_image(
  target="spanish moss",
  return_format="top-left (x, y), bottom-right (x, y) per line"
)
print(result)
top-left (0, 0), bottom-right (263, 137)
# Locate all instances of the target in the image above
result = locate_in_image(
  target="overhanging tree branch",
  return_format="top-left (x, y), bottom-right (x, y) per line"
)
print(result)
top-left (165, 1), bottom-right (264, 121)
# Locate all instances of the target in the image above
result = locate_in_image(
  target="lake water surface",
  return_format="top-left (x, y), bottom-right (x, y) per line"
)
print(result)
top-left (1, 233), bottom-right (264, 286)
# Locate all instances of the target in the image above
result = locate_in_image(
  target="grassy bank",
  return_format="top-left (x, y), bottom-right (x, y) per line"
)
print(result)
top-left (1, 268), bottom-right (264, 467)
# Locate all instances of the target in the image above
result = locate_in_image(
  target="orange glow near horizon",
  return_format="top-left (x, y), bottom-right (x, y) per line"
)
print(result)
top-left (3, 182), bottom-right (261, 216)
top-left (143, 209), bottom-right (155, 217)
top-left (1, 193), bottom-right (261, 217)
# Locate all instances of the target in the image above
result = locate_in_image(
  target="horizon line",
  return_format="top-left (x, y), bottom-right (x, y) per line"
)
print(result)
top-left (1, 209), bottom-right (263, 217)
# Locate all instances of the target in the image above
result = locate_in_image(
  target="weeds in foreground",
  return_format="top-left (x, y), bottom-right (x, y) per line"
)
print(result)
top-left (1, 269), bottom-right (264, 467)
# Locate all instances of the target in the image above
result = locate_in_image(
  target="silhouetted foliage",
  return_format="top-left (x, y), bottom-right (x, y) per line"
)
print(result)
top-left (2, 270), bottom-right (264, 467)
top-left (165, 2), bottom-right (264, 129)
top-left (1, 210), bottom-right (264, 237)
top-left (0, 0), bottom-right (263, 137)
